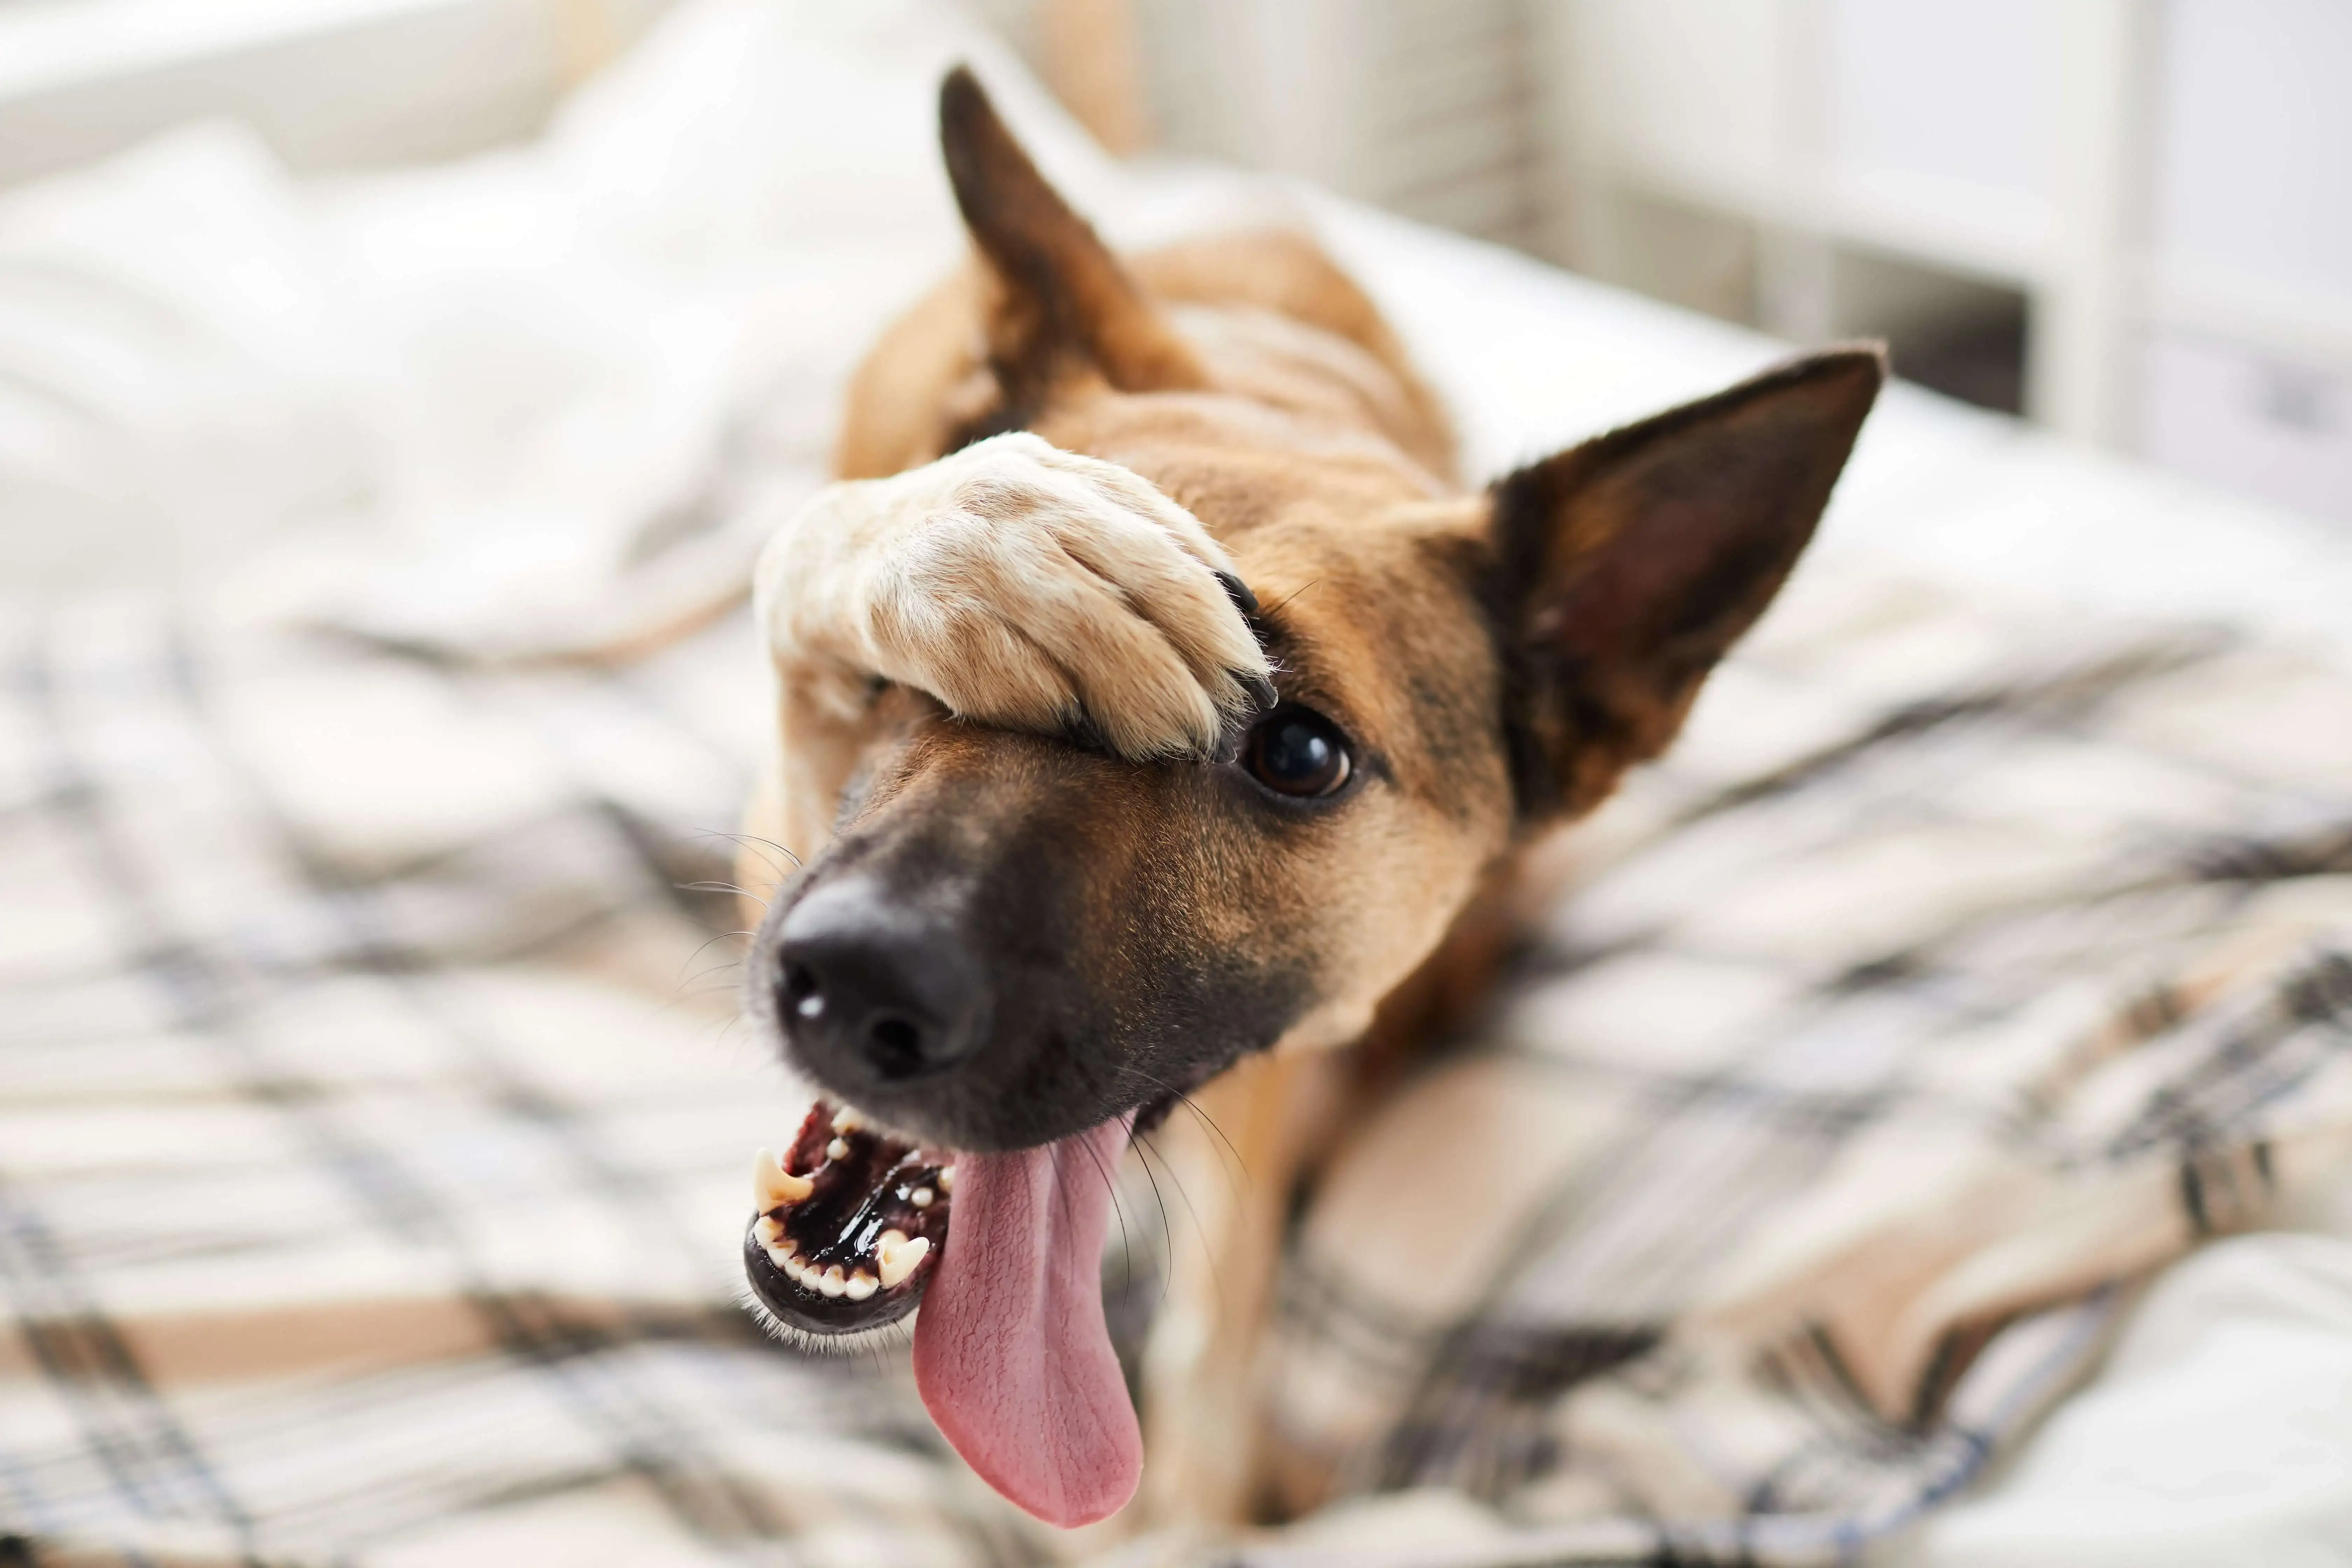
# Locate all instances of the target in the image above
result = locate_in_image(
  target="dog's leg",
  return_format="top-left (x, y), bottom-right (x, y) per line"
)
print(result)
top-left (1138, 1047), bottom-right (1346, 1528)
top-left (746, 432), bottom-right (1274, 864)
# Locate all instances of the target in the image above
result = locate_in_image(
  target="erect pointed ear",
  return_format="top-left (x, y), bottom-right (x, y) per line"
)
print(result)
top-left (937, 66), bottom-right (1204, 429)
top-left (1485, 346), bottom-right (1884, 820)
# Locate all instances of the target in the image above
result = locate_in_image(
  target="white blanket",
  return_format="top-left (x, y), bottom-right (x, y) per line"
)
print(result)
top-left (3, 3), bottom-right (2350, 1562)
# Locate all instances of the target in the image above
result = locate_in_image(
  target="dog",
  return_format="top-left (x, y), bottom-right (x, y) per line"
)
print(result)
top-left (735, 67), bottom-right (1881, 1533)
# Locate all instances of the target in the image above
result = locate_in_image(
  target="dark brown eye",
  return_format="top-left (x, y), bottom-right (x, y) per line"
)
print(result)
top-left (1242, 705), bottom-right (1353, 797)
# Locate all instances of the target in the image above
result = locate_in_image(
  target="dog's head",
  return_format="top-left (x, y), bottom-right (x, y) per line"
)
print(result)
top-left (737, 69), bottom-right (1878, 1525)
top-left (746, 71), bottom-right (1878, 1154)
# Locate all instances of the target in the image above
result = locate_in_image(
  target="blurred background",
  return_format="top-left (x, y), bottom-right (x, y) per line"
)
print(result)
top-left (2, 0), bottom-right (2345, 576)
top-left (4, 6), bottom-right (2351, 1562)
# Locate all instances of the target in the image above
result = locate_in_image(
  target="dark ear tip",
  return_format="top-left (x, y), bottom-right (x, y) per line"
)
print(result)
top-left (938, 65), bottom-right (996, 156)
top-left (1761, 342), bottom-right (1888, 440)
top-left (1803, 341), bottom-right (1891, 398)
top-left (940, 64), bottom-right (984, 118)
top-left (938, 65), bottom-right (1015, 223)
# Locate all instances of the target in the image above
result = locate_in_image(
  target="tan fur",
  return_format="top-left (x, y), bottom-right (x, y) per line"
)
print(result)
top-left (757, 232), bottom-right (1500, 1524)
top-left (742, 72), bottom-right (1879, 1533)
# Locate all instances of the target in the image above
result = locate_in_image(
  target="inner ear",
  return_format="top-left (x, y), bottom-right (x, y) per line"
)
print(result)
top-left (1486, 347), bottom-right (1884, 819)
top-left (937, 66), bottom-right (1204, 432)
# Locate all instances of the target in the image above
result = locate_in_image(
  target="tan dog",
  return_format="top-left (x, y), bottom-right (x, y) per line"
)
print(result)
top-left (736, 68), bottom-right (1881, 1533)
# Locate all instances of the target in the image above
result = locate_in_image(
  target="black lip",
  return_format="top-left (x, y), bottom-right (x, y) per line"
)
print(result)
top-left (744, 1223), bottom-right (925, 1335)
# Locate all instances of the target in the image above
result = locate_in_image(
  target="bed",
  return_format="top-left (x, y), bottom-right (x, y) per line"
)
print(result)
top-left (3, 3), bottom-right (2349, 1563)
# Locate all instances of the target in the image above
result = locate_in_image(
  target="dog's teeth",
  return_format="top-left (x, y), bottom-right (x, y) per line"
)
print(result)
top-left (753, 1215), bottom-right (783, 1246)
top-left (831, 1107), bottom-right (866, 1134)
top-left (818, 1265), bottom-right (849, 1298)
top-left (754, 1148), bottom-right (813, 1210)
top-left (876, 1231), bottom-right (930, 1290)
top-left (937, 1166), bottom-right (955, 1193)
top-left (910, 1187), bottom-right (935, 1209)
top-left (844, 1270), bottom-right (878, 1301)
top-left (765, 1242), bottom-right (792, 1271)
top-left (826, 1137), bottom-right (850, 1162)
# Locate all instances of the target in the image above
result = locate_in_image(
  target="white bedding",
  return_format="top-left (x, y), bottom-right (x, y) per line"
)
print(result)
top-left (2, 2), bottom-right (2348, 1560)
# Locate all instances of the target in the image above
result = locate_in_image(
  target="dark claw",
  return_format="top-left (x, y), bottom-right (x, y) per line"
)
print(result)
top-left (1215, 570), bottom-right (1261, 616)
top-left (1237, 671), bottom-right (1279, 714)
top-left (1064, 711), bottom-right (1114, 757)
top-left (1210, 717), bottom-right (1247, 767)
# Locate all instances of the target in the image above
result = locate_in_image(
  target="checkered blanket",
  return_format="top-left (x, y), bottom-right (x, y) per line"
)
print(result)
top-left (1245, 559), bottom-right (2352, 1565)
top-left (4, 546), bottom-right (2351, 1567)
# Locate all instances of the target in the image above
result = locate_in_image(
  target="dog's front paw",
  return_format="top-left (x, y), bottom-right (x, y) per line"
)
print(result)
top-left (757, 432), bottom-right (1275, 761)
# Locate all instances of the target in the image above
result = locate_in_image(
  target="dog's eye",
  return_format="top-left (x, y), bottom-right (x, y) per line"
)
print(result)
top-left (1242, 705), bottom-right (1353, 798)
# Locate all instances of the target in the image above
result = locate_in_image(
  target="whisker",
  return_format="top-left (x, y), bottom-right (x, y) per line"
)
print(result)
top-left (687, 829), bottom-right (802, 887)
top-left (1072, 1129), bottom-right (1133, 1305)
top-left (1261, 578), bottom-right (1323, 620)
top-left (1111, 1064), bottom-right (1251, 1193)
top-left (676, 929), bottom-right (756, 985)
top-left (679, 958), bottom-right (749, 990)
top-left (674, 980), bottom-right (752, 1002)
top-left (678, 879), bottom-right (769, 909)
top-left (1135, 1129), bottom-right (1226, 1318)
top-left (1130, 1131), bottom-right (1180, 1309)
top-left (1169, 1088), bottom-right (1250, 1190)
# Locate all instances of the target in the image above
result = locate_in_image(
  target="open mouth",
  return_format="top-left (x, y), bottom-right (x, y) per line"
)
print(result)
top-left (743, 1100), bottom-right (952, 1335)
top-left (742, 1098), bottom-right (1145, 1528)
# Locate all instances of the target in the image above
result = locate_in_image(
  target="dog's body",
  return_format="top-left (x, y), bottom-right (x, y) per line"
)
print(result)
top-left (738, 70), bottom-right (1881, 1533)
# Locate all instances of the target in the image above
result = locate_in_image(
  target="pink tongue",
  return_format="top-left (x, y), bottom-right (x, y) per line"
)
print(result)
top-left (911, 1118), bottom-right (1141, 1527)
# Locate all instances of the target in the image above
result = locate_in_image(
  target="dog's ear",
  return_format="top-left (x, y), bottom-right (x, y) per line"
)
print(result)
top-left (938, 66), bottom-right (1203, 427)
top-left (1485, 347), bottom-right (1883, 819)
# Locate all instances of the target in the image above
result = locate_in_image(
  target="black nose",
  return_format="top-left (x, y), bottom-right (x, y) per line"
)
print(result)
top-left (774, 878), bottom-right (985, 1080)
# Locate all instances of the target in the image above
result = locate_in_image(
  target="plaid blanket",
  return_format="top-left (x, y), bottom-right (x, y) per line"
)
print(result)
top-left (1244, 559), bottom-right (2352, 1565)
top-left (4, 546), bottom-right (2351, 1567)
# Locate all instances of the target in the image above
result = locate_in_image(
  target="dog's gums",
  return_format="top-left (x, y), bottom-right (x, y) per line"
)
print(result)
top-left (743, 1100), bottom-right (951, 1336)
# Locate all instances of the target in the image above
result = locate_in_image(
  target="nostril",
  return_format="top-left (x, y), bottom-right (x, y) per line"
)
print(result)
top-left (780, 962), bottom-right (823, 1020)
top-left (866, 1015), bottom-right (927, 1078)
top-left (772, 877), bottom-right (986, 1084)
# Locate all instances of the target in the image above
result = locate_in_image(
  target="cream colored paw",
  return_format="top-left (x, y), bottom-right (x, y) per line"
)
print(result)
top-left (755, 432), bottom-right (1274, 761)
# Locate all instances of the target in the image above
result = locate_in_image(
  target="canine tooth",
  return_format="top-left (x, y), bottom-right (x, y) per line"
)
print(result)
top-left (937, 1166), bottom-right (955, 1193)
top-left (832, 1107), bottom-right (866, 1134)
top-left (826, 1137), bottom-right (850, 1162)
top-left (754, 1215), bottom-right (783, 1246)
top-left (876, 1232), bottom-right (930, 1290)
top-left (910, 1187), bottom-right (934, 1209)
top-left (844, 1270), bottom-right (878, 1301)
top-left (819, 1265), bottom-right (848, 1298)
top-left (754, 1149), bottom-right (812, 1209)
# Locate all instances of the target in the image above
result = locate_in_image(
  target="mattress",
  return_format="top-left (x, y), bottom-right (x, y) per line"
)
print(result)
top-left (1, 2), bottom-right (2347, 1562)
